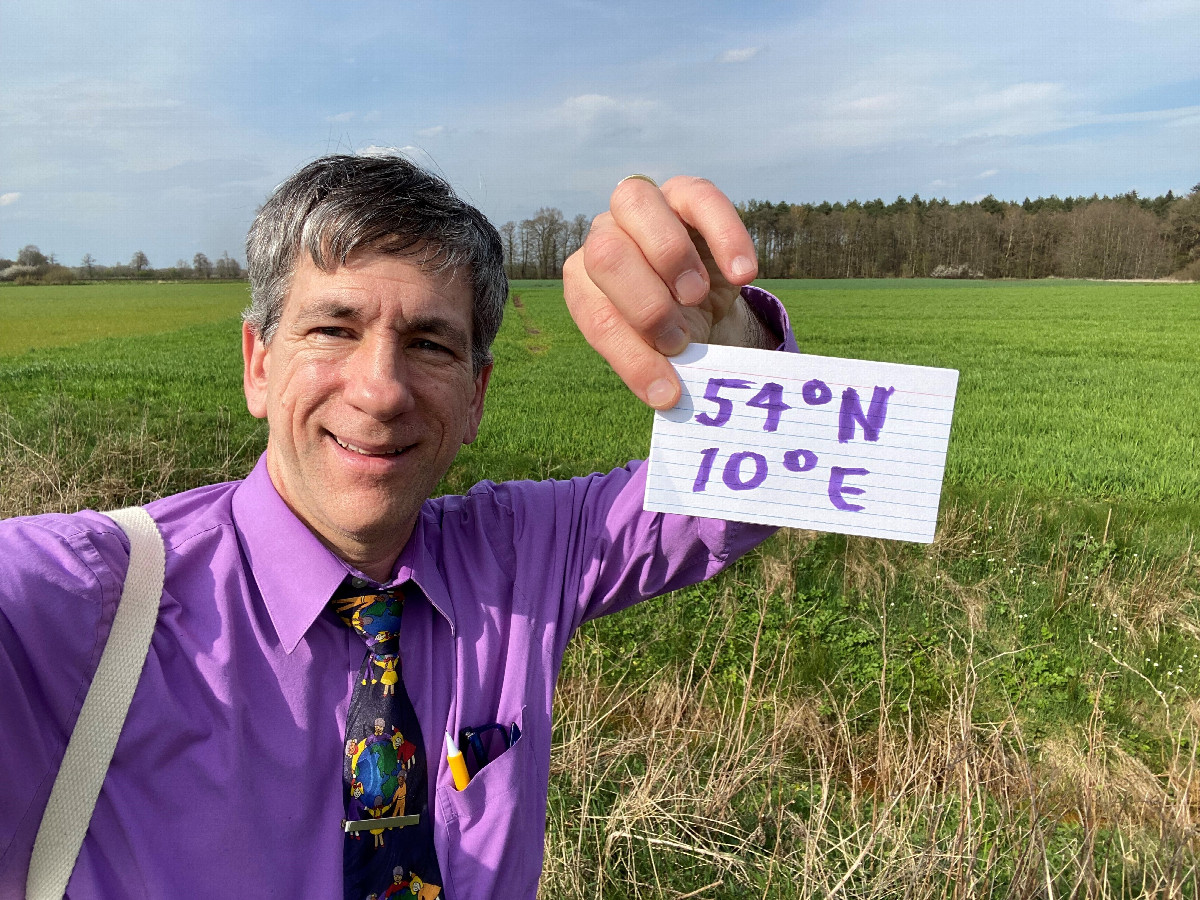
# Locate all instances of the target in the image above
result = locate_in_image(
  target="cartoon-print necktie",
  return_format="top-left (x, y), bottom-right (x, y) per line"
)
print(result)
top-left (332, 581), bottom-right (443, 899)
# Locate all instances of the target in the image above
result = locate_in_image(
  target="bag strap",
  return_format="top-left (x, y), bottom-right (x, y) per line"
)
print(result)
top-left (26, 506), bottom-right (165, 900)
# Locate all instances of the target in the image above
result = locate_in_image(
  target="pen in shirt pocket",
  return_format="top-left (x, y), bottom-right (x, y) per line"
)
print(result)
top-left (445, 732), bottom-right (470, 791)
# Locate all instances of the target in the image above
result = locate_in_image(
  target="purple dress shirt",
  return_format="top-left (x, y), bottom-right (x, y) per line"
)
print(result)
top-left (0, 288), bottom-right (794, 899)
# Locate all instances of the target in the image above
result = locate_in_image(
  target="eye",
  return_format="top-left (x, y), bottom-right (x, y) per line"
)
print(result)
top-left (413, 338), bottom-right (452, 354)
top-left (313, 326), bottom-right (351, 339)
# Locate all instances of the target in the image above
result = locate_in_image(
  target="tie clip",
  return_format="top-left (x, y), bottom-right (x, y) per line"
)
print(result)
top-left (343, 814), bottom-right (419, 833)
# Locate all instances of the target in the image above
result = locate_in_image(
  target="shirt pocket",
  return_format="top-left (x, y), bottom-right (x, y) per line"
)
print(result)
top-left (437, 709), bottom-right (544, 899)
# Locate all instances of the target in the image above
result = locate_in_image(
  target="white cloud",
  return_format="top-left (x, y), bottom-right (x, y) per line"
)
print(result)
top-left (846, 93), bottom-right (903, 113)
top-left (0, 192), bottom-right (19, 206)
top-left (561, 94), bottom-right (620, 116)
top-left (358, 145), bottom-right (404, 157)
top-left (720, 46), bottom-right (761, 64)
top-left (0, 78), bottom-right (184, 132)
top-left (417, 125), bottom-right (446, 138)
top-left (1090, 104), bottom-right (1200, 126)
top-left (328, 111), bottom-right (356, 123)
top-left (555, 94), bottom-right (657, 139)
top-left (955, 82), bottom-right (1063, 117)
top-left (807, 73), bottom-right (1076, 150)
top-left (978, 169), bottom-right (999, 178)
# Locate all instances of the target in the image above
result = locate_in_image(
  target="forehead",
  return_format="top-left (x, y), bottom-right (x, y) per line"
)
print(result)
top-left (284, 246), bottom-right (473, 324)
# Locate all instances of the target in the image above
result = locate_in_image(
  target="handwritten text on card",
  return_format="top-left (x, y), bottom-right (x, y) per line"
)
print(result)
top-left (643, 344), bottom-right (959, 544)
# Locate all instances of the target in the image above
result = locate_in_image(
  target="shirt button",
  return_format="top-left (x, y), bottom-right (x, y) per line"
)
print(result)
top-left (350, 577), bottom-right (367, 588)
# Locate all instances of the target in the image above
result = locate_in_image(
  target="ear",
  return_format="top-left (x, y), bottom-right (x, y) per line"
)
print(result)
top-left (461, 362), bottom-right (493, 445)
top-left (242, 322), bottom-right (270, 420)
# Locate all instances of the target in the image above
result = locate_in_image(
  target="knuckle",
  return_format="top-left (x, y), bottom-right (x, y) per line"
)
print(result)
top-left (584, 301), bottom-right (626, 342)
top-left (663, 174), bottom-right (717, 197)
top-left (582, 230), bottom-right (627, 276)
top-left (611, 181), bottom-right (657, 221)
top-left (649, 230), bottom-right (699, 273)
top-left (666, 176), bottom-right (733, 221)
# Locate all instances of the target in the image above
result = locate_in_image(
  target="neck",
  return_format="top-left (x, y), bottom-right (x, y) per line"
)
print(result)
top-left (324, 529), bottom-right (412, 584)
top-left (342, 553), bottom-right (402, 585)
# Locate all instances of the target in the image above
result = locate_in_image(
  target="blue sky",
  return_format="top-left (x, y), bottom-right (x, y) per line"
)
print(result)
top-left (2, 0), bottom-right (1197, 267)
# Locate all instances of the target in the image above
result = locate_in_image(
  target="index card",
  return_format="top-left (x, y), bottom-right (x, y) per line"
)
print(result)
top-left (644, 343), bottom-right (959, 543)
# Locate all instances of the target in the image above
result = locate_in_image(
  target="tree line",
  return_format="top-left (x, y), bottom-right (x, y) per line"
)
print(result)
top-left (0, 247), bottom-right (244, 285)
top-left (738, 186), bottom-right (1200, 281)
top-left (8, 185), bottom-right (1198, 287)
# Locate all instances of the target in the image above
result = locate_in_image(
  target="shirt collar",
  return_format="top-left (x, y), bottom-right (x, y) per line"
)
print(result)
top-left (392, 515), bottom-right (457, 638)
top-left (231, 454), bottom-right (457, 652)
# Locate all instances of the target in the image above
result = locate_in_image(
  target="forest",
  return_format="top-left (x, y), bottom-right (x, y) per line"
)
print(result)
top-left (499, 186), bottom-right (1200, 282)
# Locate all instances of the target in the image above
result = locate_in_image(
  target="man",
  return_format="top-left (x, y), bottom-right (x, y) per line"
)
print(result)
top-left (0, 155), bottom-right (795, 897)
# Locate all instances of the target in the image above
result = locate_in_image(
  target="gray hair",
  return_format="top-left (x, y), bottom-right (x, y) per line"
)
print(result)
top-left (244, 153), bottom-right (507, 373)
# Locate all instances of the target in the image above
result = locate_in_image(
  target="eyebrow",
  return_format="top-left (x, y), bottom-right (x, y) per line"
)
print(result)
top-left (407, 316), bottom-right (472, 353)
top-left (295, 302), bottom-right (472, 352)
top-left (294, 300), bottom-right (361, 324)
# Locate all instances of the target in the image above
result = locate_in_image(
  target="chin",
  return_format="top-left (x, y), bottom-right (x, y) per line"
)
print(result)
top-left (337, 502), bottom-right (417, 540)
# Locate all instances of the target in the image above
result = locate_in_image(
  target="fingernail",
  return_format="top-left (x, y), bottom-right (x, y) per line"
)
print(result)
top-left (730, 255), bottom-right (756, 280)
top-left (674, 270), bottom-right (707, 306)
top-left (647, 378), bottom-right (678, 409)
top-left (655, 325), bottom-right (688, 356)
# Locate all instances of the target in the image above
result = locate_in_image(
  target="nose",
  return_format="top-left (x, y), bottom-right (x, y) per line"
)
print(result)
top-left (343, 333), bottom-right (414, 420)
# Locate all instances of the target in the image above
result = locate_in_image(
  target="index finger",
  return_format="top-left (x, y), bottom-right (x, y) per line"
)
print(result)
top-left (609, 177), bottom-right (711, 307)
top-left (660, 176), bottom-right (758, 287)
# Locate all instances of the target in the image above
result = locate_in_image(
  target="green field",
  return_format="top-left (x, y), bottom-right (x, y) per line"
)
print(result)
top-left (4, 278), bottom-right (1196, 517)
top-left (0, 281), bottom-right (249, 355)
top-left (3, 278), bottom-right (1200, 897)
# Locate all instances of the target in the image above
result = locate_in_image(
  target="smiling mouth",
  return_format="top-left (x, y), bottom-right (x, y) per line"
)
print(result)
top-left (334, 435), bottom-right (408, 457)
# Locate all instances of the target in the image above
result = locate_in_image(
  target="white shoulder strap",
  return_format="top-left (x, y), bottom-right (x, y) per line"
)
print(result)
top-left (26, 506), bottom-right (165, 900)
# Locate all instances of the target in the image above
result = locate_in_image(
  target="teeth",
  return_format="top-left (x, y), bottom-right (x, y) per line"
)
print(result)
top-left (335, 436), bottom-right (404, 457)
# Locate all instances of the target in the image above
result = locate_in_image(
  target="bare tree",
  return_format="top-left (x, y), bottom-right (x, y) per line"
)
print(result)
top-left (193, 252), bottom-right (213, 279)
top-left (498, 221), bottom-right (518, 277)
top-left (566, 214), bottom-right (590, 259)
top-left (17, 245), bottom-right (47, 267)
top-left (215, 252), bottom-right (242, 278)
top-left (518, 220), bottom-right (536, 278)
top-left (526, 208), bottom-right (567, 278)
top-left (131, 251), bottom-right (150, 273)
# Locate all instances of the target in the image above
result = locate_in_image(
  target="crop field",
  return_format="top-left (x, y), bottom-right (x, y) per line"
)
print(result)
top-left (0, 281), bottom-right (249, 355)
top-left (3, 278), bottom-right (1200, 897)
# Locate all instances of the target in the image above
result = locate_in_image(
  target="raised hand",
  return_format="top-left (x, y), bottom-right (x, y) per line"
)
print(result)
top-left (563, 175), bottom-right (768, 410)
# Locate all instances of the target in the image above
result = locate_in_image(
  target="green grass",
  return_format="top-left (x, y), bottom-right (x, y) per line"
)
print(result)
top-left (0, 281), bottom-right (249, 355)
top-left (466, 280), bottom-right (1200, 541)
top-left (3, 278), bottom-right (1197, 520)
top-left (3, 278), bottom-right (1200, 897)
top-left (757, 279), bottom-right (1200, 512)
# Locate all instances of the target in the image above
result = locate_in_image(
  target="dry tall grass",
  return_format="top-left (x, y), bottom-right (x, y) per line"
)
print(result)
top-left (542, 512), bottom-right (1200, 899)
top-left (0, 404), bottom-right (248, 518)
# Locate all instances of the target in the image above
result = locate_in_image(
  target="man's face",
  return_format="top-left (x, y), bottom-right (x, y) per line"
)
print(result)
top-left (243, 248), bottom-right (491, 577)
